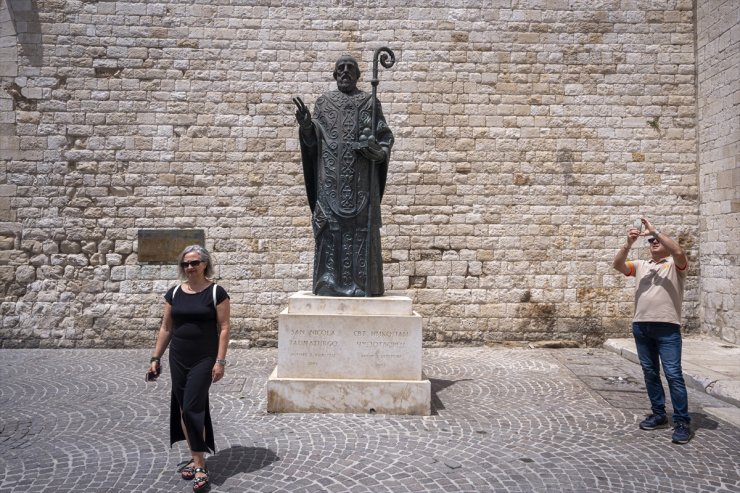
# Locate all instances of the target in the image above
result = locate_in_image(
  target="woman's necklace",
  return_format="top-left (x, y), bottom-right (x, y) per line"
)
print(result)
top-left (184, 280), bottom-right (210, 293)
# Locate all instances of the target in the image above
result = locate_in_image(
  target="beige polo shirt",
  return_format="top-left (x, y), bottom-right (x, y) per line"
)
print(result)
top-left (625, 257), bottom-right (687, 326)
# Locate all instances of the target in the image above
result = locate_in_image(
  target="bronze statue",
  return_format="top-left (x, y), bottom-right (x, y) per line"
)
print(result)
top-left (294, 50), bottom-right (395, 297)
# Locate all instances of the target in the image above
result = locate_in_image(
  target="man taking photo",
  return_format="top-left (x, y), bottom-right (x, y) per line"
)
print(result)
top-left (612, 217), bottom-right (691, 444)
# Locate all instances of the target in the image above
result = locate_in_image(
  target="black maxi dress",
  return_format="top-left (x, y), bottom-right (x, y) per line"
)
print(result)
top-left (164, 283), bottom-right (229, 453)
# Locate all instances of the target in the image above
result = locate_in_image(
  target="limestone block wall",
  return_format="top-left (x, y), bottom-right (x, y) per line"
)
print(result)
top-left (0, 0), bottom-right (19, 221)
top-left (697, 0), bottom-right (739, 344)
top-left (1, 0), bottom-right (700, 348)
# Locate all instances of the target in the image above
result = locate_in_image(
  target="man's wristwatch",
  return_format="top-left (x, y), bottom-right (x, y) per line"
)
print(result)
top-left (216, 359), bottom-right (227, 366)
top-left (652, 230), bottom-right (661, 238)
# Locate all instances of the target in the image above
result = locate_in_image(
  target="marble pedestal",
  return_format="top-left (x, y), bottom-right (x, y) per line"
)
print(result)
top-left (267, 291), bottom-right (431, 415)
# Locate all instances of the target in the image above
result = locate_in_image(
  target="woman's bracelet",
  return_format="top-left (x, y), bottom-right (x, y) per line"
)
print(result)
top-left (150, 356), bottom-right (161, 363)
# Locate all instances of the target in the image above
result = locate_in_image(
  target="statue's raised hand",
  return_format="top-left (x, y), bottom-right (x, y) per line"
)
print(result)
top-left (293, 97), bottom-right (311, 128)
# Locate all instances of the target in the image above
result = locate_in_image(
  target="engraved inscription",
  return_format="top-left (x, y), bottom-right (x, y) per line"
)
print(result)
top-left (287, 328), bottom-right (338, 364)
top-left (279, 312), bottom-right (421, 379)
top-left (353, 329), bottom-right (409, 362)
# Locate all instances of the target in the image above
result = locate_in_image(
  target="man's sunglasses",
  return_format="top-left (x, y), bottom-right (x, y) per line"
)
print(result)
top-left (180, 260), bottom-right (203, 268)
top-left (647, 238), bottom-right (660, 245)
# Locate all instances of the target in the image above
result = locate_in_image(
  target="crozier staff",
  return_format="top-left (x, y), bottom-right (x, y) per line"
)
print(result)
top-left (147, 245), bottom-right (231, 491)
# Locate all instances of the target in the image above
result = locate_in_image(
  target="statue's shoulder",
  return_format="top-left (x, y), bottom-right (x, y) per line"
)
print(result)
top-left (356, 91), bottom-right (371, 103)
top-left (314, 91), bottom-right (337, 108)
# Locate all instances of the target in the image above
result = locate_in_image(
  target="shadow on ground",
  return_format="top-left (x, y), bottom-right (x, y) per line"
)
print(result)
top-left (207, 446), bottom-right (280, 486)
top-left (430, 378), bottom-right (472, 415)
top-left (689, 412), bottom-right (719, 431)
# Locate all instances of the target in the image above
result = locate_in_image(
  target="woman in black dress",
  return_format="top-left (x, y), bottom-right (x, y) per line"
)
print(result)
top-left (148, 245), bottom-right (230, 492)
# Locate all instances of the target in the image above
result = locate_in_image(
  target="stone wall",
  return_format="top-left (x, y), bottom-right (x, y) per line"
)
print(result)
top-left (0, 0), bottom-right (19, 222)
top-left (1, 0), bottom-right (700, 348)
top-left (696, 0), bottom-right (739, 344)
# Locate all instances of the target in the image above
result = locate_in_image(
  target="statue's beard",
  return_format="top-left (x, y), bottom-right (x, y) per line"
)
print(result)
top-left (337, 77), bottom-right (356, 93)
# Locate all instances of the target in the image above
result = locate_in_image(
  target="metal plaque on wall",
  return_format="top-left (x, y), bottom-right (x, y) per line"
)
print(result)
top-left (137, 229), bottom-right (205, 263)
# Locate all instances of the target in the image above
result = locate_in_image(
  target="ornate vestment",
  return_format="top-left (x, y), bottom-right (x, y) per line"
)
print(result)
top-left (299, 89), bottom-right (394, 297)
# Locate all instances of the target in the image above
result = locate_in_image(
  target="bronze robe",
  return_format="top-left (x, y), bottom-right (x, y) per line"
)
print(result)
top-left (299, 89), bottom-right (394, 297)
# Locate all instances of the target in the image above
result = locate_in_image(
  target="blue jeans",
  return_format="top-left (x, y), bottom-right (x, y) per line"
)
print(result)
top-left (632, 322), bottom-right (690, 423)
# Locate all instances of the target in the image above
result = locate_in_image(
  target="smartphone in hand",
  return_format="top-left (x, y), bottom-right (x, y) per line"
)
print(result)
top-left (633, 218), bottom-right (643, 232)
top-left (145, 365), bottom-right (161, 382)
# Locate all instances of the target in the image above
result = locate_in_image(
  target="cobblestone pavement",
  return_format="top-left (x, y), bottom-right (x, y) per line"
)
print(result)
top-left (1, 348), bottom-right (738, 493)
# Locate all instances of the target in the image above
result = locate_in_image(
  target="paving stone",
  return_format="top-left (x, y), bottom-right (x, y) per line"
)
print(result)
top-left (0, 348), bottom-right (738, 492)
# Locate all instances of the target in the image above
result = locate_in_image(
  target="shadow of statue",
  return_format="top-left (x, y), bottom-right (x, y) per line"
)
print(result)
top-left (206, 445), bottom-right (279, 486)
top-left (430, 378), bottom-right (472, 415)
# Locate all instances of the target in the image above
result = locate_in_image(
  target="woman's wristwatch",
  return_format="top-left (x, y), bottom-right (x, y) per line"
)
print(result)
top-left (216, 359), bottom-right (227, 366)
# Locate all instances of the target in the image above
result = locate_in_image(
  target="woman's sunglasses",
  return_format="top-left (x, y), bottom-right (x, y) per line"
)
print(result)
top-left (180, 260), bottom-right (203, 268)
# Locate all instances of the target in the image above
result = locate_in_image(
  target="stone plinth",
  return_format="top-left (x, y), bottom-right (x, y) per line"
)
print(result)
top-left (267, 291), bottom-right (431, 415)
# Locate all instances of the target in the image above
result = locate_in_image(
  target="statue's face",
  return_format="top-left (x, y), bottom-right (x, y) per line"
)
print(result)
top-left (335, 59), bottom-right (359, 93)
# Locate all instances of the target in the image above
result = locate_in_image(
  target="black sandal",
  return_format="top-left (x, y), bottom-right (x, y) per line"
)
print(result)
top-left (177, 460), bottom-right (195, 480)
top-left (192, 467), bottom-right (209, 492)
